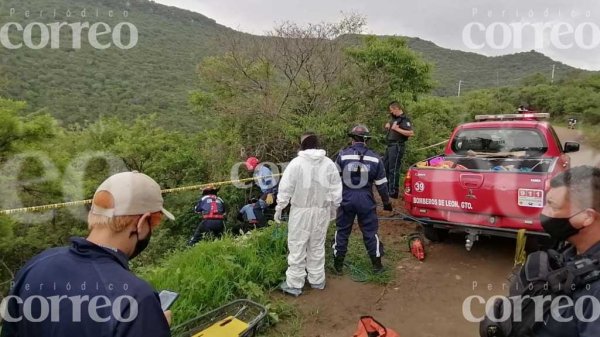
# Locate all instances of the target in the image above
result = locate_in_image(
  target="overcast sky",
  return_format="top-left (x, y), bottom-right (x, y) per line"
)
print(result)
top-left (155, 0), bottom-right (600, 70)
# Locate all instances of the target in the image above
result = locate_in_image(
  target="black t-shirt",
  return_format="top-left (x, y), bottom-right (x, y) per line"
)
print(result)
top-left (387, 115), bottom-right (413, 142)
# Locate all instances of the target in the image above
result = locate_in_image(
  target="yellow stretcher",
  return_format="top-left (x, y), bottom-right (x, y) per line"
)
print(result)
top-left (172, 299), bottom-right (267, 337)
top-left (193, 316), bottom-right (249, 337)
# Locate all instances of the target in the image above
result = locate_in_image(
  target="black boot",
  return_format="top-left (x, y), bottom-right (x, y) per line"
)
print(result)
top-left (370, 256), bottom-right (384, 274)
top-left (333, 256), bottom-right (344, 275)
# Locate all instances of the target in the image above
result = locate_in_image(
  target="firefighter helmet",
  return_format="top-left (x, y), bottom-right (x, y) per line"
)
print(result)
top-left (348, 124), bottom-right (372, 141)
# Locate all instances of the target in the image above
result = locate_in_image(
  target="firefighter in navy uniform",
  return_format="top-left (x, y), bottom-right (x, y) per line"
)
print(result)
top-left (384, 101), bottom-right (414, 198)
top-left (333, 125), bottom-right (393, 274)
top-left (188, 185), bottom-right (227, 245)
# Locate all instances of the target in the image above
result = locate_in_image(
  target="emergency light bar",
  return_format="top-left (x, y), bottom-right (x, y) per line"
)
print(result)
top-left (474, 113), bottom-right (550, 121)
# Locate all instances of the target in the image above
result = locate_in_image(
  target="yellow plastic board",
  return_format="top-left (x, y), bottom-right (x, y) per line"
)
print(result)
top-left (192, 316), bottom-right (249, 337)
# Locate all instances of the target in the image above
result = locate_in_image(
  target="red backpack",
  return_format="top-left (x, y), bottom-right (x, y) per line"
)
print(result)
top-left (353, 316), bottom-right (400, 337)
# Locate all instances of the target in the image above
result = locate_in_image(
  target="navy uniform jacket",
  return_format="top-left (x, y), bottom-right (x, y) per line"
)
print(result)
top-left (0, 238), bottom-right (170, 337)
top-left (194, 194), bottom-right (226, 218)
top-left (335, 143), bottom-right (390, 209)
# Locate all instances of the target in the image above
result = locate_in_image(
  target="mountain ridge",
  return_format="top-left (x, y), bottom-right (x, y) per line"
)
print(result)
top-left (0, 0), bottom-right (590, 128)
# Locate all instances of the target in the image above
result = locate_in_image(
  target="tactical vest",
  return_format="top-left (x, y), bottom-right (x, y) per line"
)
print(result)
top-left (202, 195), bottom-right (224, 220)
top-left (480, 247), bottom-right (600, 337)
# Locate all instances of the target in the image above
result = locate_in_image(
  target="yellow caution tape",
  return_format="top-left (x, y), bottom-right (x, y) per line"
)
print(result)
top-left (514, 229), bottom-right (527, 266)
top-left (0, 138), bottom-right (448, 216)
top-left (0, 175), bottom-right (282, 215)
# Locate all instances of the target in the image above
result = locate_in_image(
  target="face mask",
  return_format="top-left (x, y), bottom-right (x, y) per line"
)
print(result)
top-left (130, 223), bottom-right (152, 259)
top-left (540, 210), bottom-right (585, 242)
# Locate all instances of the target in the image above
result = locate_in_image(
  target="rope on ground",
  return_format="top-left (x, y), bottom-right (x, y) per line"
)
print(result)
top-left (514, 229), bottom-right (527, 266)
top-left (0, 175), bottom-right (282, 215)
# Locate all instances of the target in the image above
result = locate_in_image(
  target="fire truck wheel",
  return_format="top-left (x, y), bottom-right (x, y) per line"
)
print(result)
top-left (423, 225), bottom-right (449, 242)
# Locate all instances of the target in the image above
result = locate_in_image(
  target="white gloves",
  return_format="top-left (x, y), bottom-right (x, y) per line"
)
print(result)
top-left (329, 206), bottom-right (338, 222)
top-left (274, 208), bottom-right (283, 224)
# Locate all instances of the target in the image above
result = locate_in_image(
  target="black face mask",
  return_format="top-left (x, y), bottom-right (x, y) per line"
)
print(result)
top-left (540, 210), bottom-right (585, 242)
top-left (130, 224), bottom-right (152, 260)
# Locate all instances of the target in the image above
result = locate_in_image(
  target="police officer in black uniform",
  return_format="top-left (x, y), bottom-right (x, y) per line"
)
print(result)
top-left (384, 101), bottom-right (414, 198)
top-left (480, 166), bottom-right (600, 337)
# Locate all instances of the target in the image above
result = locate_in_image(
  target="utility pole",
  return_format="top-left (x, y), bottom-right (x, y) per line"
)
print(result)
top-left (496, 70), bottom-right (500, 98)
top-left (551, 64), bottom-right (556, 84)
top-left (458, 80), bottom-right (463, 97)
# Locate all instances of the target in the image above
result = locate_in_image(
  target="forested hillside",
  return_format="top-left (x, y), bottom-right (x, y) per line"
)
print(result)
top-left (0, 0), bottom-right (236, 128)
top-left (0, 0), bottom-right (589, 129)
top-left (2, 9), bottom-right (600, 328)
top-left (406, 38), bottom-right (584, 96)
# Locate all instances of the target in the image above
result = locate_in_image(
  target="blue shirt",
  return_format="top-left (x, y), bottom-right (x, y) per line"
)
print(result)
top-left (239, 200), bottom-right (266, 222)
top-left (0, 238), bottom-right (170, 337)
top-left (254, 165), bottom-right (276, 193)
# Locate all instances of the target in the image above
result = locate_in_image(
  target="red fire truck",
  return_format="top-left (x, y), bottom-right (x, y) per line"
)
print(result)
top-left (404, 113), bottom-right (580, 250)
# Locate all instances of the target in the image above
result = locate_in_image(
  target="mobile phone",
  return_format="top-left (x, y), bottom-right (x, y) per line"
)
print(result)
top-left (158, 290), bottom-right (179, 311)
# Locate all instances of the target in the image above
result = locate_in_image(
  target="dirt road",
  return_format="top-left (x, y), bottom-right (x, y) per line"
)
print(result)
top-left (554, 126), bottom-right (600, 167)
top-left (285, 224), bottom-right (515, 337)
top-left (275, 126), bottom-right (598, 337)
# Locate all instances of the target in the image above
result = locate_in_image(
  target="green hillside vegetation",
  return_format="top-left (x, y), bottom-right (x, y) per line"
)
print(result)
top-left (2, 3), bottom-right (600, 333)
top-left (407, 39), bottom-right (587, 96)
top-left (0, 18), bottom-right (438, 293)
top-left (2, 13), bottom-right (600, 290)
top-left (0, 0), bottom-right (591, 130)
top-left (0, 0), bottom-right (235, 128)
top-left (3, 71), bottom-right (600, 331)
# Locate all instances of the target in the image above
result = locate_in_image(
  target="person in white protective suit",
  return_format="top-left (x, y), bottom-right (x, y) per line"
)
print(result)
top-left (274, 132), bottom-right (343, 296)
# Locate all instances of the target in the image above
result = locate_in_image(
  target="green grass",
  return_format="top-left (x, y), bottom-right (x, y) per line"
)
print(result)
top-left (581, 124), bottom-right (600, 150)
top-left (139, 223), bottom-right (289, 328)
top-left (137, 220), bottom-right (405, 335)
top-left (259, 301), bottom-right (303, 337)
top-left (326, 224), bottom-right (405, 284)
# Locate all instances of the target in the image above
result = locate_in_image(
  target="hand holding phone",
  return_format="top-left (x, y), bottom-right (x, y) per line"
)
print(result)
top-left (158, 290), bottom-right (179, 311)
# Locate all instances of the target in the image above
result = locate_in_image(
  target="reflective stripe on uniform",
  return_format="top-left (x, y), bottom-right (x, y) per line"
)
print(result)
top-left (332, 230), bottom-right (338, 257)
top-left (375, 177), bottom-right (388, 186)
top-left (340, 155), bottom-right (379, 163)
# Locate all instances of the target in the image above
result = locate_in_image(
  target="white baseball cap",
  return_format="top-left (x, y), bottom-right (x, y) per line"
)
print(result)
top-left (91, 171), bottom-right (175, 221)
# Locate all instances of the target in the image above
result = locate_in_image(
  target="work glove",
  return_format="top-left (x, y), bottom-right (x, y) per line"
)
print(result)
top-left (265, 193), bottom-right (274, 206)
top-left (274, 208), bottom-right (283, 224)
top-left (329, 206), bottom-right (338, 222)
top-left (383, 202), bottom-right (393, 212)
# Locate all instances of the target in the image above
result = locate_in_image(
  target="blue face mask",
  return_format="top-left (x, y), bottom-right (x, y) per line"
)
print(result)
top-left (540, 210), bottom-right (586, 241)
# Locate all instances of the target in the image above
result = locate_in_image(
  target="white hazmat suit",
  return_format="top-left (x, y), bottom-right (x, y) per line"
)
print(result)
top-left (275, 149), bottom-right (343, 289)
